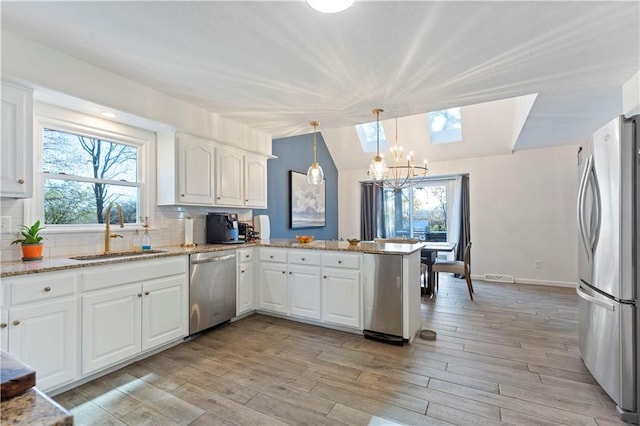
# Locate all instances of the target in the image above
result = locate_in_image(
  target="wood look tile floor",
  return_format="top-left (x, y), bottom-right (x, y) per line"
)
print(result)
top-left (55, 276), bottom-right (625, 425)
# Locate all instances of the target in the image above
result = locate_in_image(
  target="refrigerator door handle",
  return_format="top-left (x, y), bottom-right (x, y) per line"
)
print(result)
top-left (576, 284), bottom-right (615, 311)
top-left (587, 163), bottom-right (602, 251)
top-left (577, 154), bottom-right (593, 260)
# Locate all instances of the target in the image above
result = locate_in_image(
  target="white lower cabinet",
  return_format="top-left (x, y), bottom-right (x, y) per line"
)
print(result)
top-left (322, 268), bottom-right (360, 328)
top-left (1, 272), bottom-right (78, 392)
top-left (289, 264), bottom-right (321, 320)
top-left (81, 257), bottom-right (188, 376)
top-left (8, 297), bottom-right (77, 391)
top-left (259, 262), bottom-right (288, 314)
top-left (142, 276), bottom-right (187, 351)
top-left (82, 284), bottom-right (141, 375)
top-left (257, 248), bottom-right (362, 330)
top-left (237, 248), bottom-right (255, 316)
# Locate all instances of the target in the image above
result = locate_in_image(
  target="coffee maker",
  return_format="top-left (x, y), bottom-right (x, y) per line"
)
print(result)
top-left (206, 213), bottom-right (241, 244)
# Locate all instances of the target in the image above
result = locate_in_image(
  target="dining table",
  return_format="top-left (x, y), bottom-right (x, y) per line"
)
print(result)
top-left (421, 241), bottom-right (457, 296)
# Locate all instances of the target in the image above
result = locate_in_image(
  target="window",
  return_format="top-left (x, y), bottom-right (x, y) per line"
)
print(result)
top-left (42, 128), bottom-right (139, 224)
top-left (381, 182), bottom-right (449, 242)
top-left (355, 121), bottom-right (387, 153)
top-left (428, 107), bottom-right (462, 144)
top-left (32, 104), bottom-right (153, 229)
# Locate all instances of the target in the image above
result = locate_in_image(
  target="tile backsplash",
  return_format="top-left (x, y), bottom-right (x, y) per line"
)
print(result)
top-left (0, 199), bottom-right (253, 262)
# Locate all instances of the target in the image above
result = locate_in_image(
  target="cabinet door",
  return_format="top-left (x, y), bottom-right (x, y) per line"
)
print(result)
top-left (1, 84), bottom-right (32, 198)
top-left (244, 155), bottom-right (267, 208)
top-left (215, 147), bottom-right (244, 206)
top-left (259, 263), bottom-right (288, 313)
top-left (322, 268), bottom-right (361, 328)
top-left (289, 264), bottom-right (321, 320)
top-left (8, 297), bottom-right (77, 391)
top-left (142, 275), bottom-right (187, 351)
top-left (177, 136), bottom-right (215, 204)
top-left (82, 284), bottom-right (141, 375)
top-left (237, 263), bottom-right (255, 315)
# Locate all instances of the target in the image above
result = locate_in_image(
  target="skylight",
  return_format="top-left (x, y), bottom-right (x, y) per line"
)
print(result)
top-left (428, 107), bottom-right (462, 144)
top-left (356, 121), bottom-right (387, 153)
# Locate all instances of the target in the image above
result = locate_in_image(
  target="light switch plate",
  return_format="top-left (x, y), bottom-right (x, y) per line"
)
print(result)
top-left (1, 216), bottom-right (11, 234)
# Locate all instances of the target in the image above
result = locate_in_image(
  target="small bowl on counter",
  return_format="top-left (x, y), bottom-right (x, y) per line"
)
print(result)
top-left (295, 235), bottom-right (314, 244)
top-left (347, 238), bottom-right (361, 247)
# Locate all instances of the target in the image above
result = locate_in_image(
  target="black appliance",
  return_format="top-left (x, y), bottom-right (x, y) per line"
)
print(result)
top-left (206, 213), bottom-right (242, 244)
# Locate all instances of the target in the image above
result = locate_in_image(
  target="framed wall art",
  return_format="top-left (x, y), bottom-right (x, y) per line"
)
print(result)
top-left (289, 170), bottom-right (326, 229)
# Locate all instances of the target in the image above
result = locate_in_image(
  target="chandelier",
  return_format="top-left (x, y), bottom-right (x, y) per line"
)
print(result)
top-left (306, 120), bottom-right (324, 185)
top-left (369, 108), bottom-right (428, 192)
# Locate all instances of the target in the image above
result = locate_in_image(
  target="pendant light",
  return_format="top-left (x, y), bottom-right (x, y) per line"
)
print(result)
top-left (306, 121), bottom-right (324, 185)
top-left (306, 0), bottom-right (355, 14)
top-left (369, 109), bottom-right (388, 181)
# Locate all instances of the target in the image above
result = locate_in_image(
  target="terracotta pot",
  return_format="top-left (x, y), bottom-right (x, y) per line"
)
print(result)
top-left (21, 243), bottom-right (43, 261)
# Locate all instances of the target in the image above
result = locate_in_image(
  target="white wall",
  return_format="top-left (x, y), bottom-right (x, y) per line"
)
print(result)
top-left (339, 144), bottom-right (580, 286)
top-left (1, 30), bottom-right (271, 154)
top-left (623, 70), bottom-right (640, 117)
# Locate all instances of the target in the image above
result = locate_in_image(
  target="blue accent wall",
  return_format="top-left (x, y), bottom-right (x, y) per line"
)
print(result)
top-left (254, 133), bottom-right (338, 240)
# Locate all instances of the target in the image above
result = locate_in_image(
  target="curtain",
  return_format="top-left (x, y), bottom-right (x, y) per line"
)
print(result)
top-left (446, 177), bottom-right (462, 261)
top-left (455, 175), bottom-right (471, 277)
top-left (361, 182), bottom-right (383, 240)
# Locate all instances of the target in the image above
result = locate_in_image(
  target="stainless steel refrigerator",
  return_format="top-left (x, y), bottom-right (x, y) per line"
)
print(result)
top-left (577, 114), bottom-right (639, 423)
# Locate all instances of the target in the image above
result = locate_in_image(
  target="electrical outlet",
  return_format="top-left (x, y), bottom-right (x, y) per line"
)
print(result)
top-left (535, 260), bottom-right (542, 269)
top-left (0, 216), bottom-right (11, 234)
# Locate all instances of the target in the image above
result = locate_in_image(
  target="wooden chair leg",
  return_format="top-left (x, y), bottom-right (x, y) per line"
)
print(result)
top-left (465, 274), bottom-right (474, 300)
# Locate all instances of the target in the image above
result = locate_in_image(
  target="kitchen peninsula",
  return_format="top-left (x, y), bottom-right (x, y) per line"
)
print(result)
top-left (0, 239), bottom-right (424, 397)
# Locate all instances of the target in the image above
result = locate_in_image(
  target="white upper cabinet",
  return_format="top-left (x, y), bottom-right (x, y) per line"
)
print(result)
top-left (1, 83), bottom-right (33, 198)
top-left (244, 154), bottom-right (268, 208)
top-left (157, 130), bottom-right (269, 207)
top-left (215, 146), bottom-right (244, 206)
top-left (157, 131), bottom-right (215, 205)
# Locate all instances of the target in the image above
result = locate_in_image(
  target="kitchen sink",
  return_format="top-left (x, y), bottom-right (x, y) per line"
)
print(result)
top-left (69, 250), bottom-right (167, 261)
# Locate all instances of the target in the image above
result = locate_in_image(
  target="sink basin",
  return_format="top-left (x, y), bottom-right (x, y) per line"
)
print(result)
top-left (70, 250), bottom-right (167, 261)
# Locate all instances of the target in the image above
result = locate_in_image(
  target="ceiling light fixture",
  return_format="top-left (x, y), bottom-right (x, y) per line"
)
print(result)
top-left (369, 108), bottom-right (388, 181)
top-left (306, 120), bottom-right (324, 185)
top-left (100, 111), bottom-right (116, 118)
top-left (369, 110), bottom-right (429, 192)
top-left (306, 0), bottom-right (355, 14)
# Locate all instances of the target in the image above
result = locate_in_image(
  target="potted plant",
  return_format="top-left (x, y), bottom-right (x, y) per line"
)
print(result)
top-left (11, 220), bottom-right (46, 261)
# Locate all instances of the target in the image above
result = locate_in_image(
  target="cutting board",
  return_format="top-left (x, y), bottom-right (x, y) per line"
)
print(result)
top-left (0, 350), bottom-right (36, 400)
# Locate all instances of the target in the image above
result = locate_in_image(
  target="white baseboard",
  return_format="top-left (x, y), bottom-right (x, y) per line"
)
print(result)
top-left (470, 274), bottom-right (575, 288)
top-left (514, 278), bottom-right (575, 288)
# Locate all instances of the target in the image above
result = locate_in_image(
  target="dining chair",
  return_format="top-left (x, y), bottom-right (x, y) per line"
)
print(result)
top-left (432, 242), bottom-right (474, 300)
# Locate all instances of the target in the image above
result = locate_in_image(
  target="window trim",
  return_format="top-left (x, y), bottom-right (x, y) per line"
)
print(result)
top-left (27, 102), bottom-right (155, 233)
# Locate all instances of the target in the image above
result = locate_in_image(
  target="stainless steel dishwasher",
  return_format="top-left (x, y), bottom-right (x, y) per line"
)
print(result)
top-left (189, 250), bottom-right (236, 335)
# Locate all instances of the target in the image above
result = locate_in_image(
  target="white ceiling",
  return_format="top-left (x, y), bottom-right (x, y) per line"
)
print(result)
top-left (2, 1), bottom-right (639, 152)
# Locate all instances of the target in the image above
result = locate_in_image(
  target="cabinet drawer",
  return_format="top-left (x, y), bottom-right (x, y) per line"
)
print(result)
top-left (260, 248), bottom-right (287, 263)
top-left (81, 256), bottom-right (188, 292)
top-left (9, 273), bottom-right (77, 305)
top-left (288, 250), bottom-right (321, 266)
top-left (237, 248), bottom-right (254, 263)
top-left (323, 253), bottom-right (361, 269)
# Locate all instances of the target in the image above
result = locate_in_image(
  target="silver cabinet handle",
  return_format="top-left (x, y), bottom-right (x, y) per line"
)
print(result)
top-left (44, 286), bottom-right (51, 292)
top-left (0, 323), bottom-right (7, 329)
top-left (191, 254), bottom-right (236, 264)
top-left (137, 293), bottom-right (142, 298)
top-left (12, 320), bottom-right (20, 326)
top-left (18, 179), bottom-right (24, 184)
top-left (144, 291), bottom-right (150, 296)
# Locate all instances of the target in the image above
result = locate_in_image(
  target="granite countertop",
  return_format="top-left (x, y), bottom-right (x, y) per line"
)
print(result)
top-left (1, 387), bottom-right (73, 425)
top-left (0, 240), bottom-right (423, 278)
top-left (0, 243), bottom-right (256, 278)
top-left (261, 239), bottom-right (425, 255)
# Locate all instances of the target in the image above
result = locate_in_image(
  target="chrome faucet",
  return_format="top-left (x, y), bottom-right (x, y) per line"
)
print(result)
top-left (104, 202), bottom-right (124, 253)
